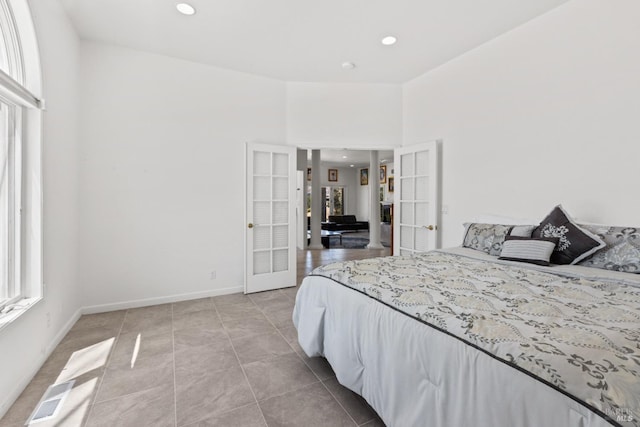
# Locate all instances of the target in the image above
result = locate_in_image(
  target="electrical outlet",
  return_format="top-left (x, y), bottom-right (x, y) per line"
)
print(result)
top-left (210, 271), bottom-right (216, 280)
top-left (442, 205), bottom-right (449, 215)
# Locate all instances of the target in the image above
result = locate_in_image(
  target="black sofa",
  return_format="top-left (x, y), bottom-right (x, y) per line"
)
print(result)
top-left (322, 215), bottom-right (369, 232)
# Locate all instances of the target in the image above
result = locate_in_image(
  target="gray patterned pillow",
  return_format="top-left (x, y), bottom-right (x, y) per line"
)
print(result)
top-left (463, 223), bottom-right (535, 256)
top-left (578, 225), bottom-right (640, 273)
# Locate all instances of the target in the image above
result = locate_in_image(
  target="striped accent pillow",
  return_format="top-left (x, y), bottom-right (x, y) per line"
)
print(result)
top-left (498, 236), bottom-right (559, 266)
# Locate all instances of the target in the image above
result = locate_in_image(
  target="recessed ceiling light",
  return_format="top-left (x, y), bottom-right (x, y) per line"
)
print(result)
top-left (176, 3), bottom-right (196, 15)
top-left (342, 155), bottom-right (347, 159)
top-left (341, 62), bottom-right (356, 70)
top-left (350, 164), bottom-right (355, 168)
top-left (381, 36), bottom-right (397, 46)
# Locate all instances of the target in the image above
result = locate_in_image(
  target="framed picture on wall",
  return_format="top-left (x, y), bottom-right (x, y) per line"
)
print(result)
top-left (328, 169), bottom-right (338, 182)
top-left (380, 165), bottom-right (387, 184)
top-left (360, 168), bottom-right (369, 185)
top-left (388, 177), bottom-right (394, 192)
top-left (307, 167), bottom-right (312, 181)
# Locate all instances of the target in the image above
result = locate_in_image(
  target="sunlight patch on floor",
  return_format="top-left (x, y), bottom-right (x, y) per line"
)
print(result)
top-left (56, 338), bottom-right (114, 384)
top-left (131, 333), bottom-right (141, 368)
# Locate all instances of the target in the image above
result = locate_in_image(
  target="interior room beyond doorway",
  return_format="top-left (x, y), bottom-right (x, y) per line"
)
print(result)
top-left (302, 148), bottom-right (394, 251)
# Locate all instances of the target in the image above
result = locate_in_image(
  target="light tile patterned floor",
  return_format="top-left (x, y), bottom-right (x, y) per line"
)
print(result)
top-left (0, 248), bottom-right (389, 427)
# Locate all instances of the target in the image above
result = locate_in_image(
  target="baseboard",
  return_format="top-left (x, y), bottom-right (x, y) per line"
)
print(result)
top-left (82, 285), bottom-right (244, 314)
top-left (46, 308), bottom-right (83, 355)
top-left (0, 307), bottom-right (82, 420)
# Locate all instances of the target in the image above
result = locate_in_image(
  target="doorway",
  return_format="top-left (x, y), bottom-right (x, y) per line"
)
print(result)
top-left (246, 142), bottom-right (441, 292)
top-left (301, 148), bottom-right (394, 251)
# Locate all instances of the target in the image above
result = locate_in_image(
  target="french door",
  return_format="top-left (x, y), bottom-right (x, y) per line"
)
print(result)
top-left (245, 143), bottom-right (297, 293)
top-left (393, 141), bottom-right (440, 255)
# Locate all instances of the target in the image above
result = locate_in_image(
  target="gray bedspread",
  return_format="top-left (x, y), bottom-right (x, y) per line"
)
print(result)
top-left (311, 251), bottom-right (640, 426)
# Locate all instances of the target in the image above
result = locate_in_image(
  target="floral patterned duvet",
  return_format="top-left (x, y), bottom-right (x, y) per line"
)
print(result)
top-left (310, 251), bottom-right (640, 426)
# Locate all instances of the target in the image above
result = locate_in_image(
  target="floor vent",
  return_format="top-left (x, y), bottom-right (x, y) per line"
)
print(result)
top-left (25, 380), bottom-right (75, 425)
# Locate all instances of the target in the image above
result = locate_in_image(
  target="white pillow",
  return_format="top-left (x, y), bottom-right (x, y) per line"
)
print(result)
top-left (471, 214), bottom-right (539, 226)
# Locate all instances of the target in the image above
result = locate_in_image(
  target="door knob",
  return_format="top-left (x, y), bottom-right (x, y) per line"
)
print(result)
top-left (424, 225), bottom-right (436, 231)
top-left (248, 223), bottom-right (254, 229)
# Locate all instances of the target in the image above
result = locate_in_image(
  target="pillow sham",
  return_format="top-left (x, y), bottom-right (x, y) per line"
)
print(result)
top-left (532, 205), bottom-right (605, 265)
top-left (577, 224), bottom-right (640, 273)
top-left (498, 236), bottom-right (559, 266)
top-left (471, 214), bottom-right (540, 226)
top-left (463, 223), bottom-right (536, 256)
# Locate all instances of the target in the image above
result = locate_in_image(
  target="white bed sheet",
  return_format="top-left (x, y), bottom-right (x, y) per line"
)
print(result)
top-left (293, 248), bottom-right (632, 427)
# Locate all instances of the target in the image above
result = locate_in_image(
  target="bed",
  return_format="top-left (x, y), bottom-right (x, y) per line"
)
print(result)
top-left (292, 247), bottom-right (640, 427)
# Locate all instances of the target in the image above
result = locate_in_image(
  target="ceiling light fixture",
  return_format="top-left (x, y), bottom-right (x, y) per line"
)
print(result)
top-left (341, 62), bottom-right (356, 70)
top-left (381, 36), bottom-right (397, 46)
top-left (342, 155), bottom-right (347, 159)
top-left (350, 164), bottom-right (355, 168)
top-left (176, 3), bottom-right (196, 15)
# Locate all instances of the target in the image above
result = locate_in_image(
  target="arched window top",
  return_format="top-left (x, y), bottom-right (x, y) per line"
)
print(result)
top-left (0, 0), bottom-right (41, 108)
top-left (0, 0), bottom-right (25, 85)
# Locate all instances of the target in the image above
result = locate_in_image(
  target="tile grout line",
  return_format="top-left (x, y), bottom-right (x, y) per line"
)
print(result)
top-left (228, 295), bottom-right (337, 416)
top-left (319, 380), bottom-right (362, 427)
top-left (181, 401), bottom-right (262, 427)
top-left (82, 311), bottom-right (128, 426)
top-left (171, 303), bottom-right (178, 427)
top-left (250, 379), bottom-right (322, 404)
top-left (212, 297), bottom-right (270, 427)
top-left (256, 290), bottom-right (360, 426)
top-left (172, 299), bottom-right (223, 426)
top-left (173, 299), bottom-right (225, 427)
top-left (255, 293), bottom-right (324, 380)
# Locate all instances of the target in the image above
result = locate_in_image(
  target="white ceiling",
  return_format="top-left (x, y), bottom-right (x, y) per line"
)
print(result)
top-left (309, 149), bottom-right (394, 167)
top-left (60, 0), bottom-right (569, 84)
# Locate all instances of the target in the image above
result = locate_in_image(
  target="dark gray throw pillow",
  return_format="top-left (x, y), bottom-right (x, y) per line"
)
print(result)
top-left (532, 205), bottom-right (605, 265)
top-left (578, 224), bottom-right (640, 273)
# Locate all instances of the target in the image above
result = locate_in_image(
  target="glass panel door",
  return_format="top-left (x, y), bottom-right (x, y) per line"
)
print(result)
top-left (245, 143), bottom-right (296, 293)
top-left (393, 142), bottom-right (440, 256)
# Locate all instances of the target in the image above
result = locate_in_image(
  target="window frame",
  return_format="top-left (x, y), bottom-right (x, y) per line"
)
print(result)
top-left (0, 99), bottom-right (22, 310)
top-left (0, 0), bottom-right (43, 324)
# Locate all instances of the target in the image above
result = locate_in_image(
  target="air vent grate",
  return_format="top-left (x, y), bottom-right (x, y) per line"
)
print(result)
top-left (25, 380), bottom-right (75, 425)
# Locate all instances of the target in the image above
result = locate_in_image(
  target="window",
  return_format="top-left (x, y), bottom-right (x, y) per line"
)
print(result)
top-left (0, 0), bottom-right (43, 321)
top-left (0, 99), bottom-right (21, 308)
top-left (329, 187), bottom-right (344, 216)
top-left (306, 185), bottom-right (346, 222)
top-left (322, 186), bottom-right (344, 221)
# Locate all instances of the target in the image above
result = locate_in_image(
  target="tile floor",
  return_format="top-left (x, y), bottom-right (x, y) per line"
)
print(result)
top-left (1, 247), bottom-right (390, 427)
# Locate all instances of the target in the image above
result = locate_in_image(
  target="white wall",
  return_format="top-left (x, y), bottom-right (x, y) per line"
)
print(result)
top-left (403, 0), bottom-right (640, 248)
top-left (287, 82), bottom-right (403, 149)
top-left (78, 42), bottom-right (286, 309)
top-left (0, 0), bottom-right (80, 415)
